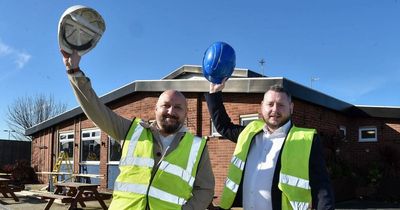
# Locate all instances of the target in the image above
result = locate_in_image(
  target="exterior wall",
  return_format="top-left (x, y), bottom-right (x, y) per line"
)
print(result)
top-left (30, 91), bottom-right (400, 202)
top-left (32, 129), bottom-right (57, 174)
top-left (344, 117), bottom-right (400, 169)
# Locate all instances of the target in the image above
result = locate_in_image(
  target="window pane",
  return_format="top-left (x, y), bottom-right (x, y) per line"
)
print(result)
top-left (109, 138), bottom-right (122, 162)
top-left (361, 130), bottom-right (376, 139)
top-left (82, 140), bottom-right (100, 161)
top-left (339, 129), bottom-right (345, 137)
top-left (241, 119), bottom-right (253, 126)
top-left (60, 141), bottom-right (74, 161)
top-left (82, 132), bottom-right (90, 138)
top-left (240, 114), bottom-right (259, 126)
top-left (92, 131), bottom-right (100, 137)
top-left (59, 132), bottom-right (74, 161)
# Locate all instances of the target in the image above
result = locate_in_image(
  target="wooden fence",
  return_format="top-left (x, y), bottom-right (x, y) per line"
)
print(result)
top-left (0, 139), bottom-right (31, 169)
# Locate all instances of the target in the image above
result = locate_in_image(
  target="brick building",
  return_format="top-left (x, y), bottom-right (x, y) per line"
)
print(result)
top-left (26, 65), bottom-right (400, 202)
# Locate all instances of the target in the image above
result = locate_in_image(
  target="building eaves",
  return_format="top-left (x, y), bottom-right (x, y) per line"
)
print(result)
top-left (347, 105), bottom-right (400, 118)
top-left (25, 77), bottom-right (399, 136)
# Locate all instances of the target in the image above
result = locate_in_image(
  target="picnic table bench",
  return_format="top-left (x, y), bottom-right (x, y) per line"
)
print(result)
top-left (0, 178), bottom-right (21, 202)
top-left (38, 182), bottom-right (110, 210)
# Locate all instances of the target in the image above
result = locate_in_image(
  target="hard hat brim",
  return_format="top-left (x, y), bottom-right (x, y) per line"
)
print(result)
top-left (58, 5), bottom-right (106, 56)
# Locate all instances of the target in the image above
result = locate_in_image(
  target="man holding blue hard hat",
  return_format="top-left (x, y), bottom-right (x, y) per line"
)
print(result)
top-left (203, 42), bottom-right (334, 209)
top-left (59, 5), bottom-right (215, 210)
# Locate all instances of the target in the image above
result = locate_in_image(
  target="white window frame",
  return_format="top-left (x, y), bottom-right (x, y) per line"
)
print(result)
top-left (59, 131), bottom-right (74, 163)
top-left (240, 114), bottom-right (259, 126)
top-left (358, 126), bottom-right (377, 142)
top-left (108, 136), bottom-right (124, 165)
top-left (210, 120), bottom-right (221, 137)
top-left (81, 128), bottom-right (101, 164)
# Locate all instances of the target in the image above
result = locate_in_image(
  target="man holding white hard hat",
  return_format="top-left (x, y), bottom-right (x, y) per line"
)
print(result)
top-left (59, 5), bottom-right (215, 210)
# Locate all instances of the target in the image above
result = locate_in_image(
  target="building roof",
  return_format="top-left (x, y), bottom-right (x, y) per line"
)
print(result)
top-left (25, 65), bottom-right (400, 136)
top-left (161, 65), bottom-right (264, 80)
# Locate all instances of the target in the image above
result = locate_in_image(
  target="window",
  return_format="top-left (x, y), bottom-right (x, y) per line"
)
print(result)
top-left (210, 120), bottom-right (221, 137)
top-left (240, 114), bottom-right (259, 126)
top-left (59, 132), bottom-right (74, 162)
top-left (81, 129), bottom-right (101, 162)
top-left (109, 136), bottom-right (123, 163)
top-left (339, 126), bottom-right (346, 139)
top-left (358, 126), bottom-right (377, 142)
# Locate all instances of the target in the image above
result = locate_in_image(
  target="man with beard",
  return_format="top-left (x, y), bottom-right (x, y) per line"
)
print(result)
top-left (205, 80), bottom-right (334, 210)
top-left (61, 50), bottom-right (214, 210)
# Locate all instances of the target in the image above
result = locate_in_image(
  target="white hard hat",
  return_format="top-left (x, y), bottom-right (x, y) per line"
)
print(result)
top-left (58, 5), bottom-right (106, 56)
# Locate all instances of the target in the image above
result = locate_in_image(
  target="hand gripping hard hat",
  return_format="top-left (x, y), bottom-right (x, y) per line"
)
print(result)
top-left (58, 5), bottom-right (106, 56)
top-left (202, 41), bottom-right (236, 84)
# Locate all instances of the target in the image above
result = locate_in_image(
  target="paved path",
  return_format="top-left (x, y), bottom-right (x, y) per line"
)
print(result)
top-left (336, 200), bottom-right (400, 210)
top-left (0, 190), bottom-right (112, 210)
top-left (1, 188), bottom-right (399, 210)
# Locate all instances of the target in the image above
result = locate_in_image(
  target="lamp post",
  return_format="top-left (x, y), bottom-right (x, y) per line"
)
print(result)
top-left (3, 129), bottom-right (15, 140)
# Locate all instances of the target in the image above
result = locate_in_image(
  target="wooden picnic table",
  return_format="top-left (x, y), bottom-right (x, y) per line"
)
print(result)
top-left (71, 173), bottom-right (104, 183)
top-left (36, 171), bottom-right (73, 191)
top-left (0, 178), bottom-right (20, 202)
top-left (0, 173), bottom-right (11, 179)
top-left (40, 182), bottom-right (110, 210)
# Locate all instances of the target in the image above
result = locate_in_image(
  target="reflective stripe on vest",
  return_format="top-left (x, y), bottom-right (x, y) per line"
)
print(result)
top-left (110, 118), bottom-right (206, 210)
top-left (225, 178), bottom-right (239, 193)
top-left (119, 123), bottom-right (145, 166)
top-left (219, 120), bottom-right (315, 210)
top-left (159, 161), bottom-right (194, 186)
top-left (278, 126), bottom-right (315, 210)
top-left (148, 186), bottom-right (187, 206)
top-left (156, 135), bottom-right (203, 187)
top-left (219, 119), bottom-right (265, 209)
top-left (119, 123), bottom-right (155, 168)
top-left (114, 182), bottom-right (148, 195)
top-left (290, 201), bottom-right (310, 210)
top-left (279, 173), bottom-right (311, 190)
top-left (148, 134), bottom-right (206, 210)
top-left (113, 182), bottom-right (187, 205)
top-left (231, 156), bottom-right (245, 171)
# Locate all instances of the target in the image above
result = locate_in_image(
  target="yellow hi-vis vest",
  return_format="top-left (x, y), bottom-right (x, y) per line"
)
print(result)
top-left (109, 118), bottom-right (207, 210)
top-left (219, 120), bottom-right (315, 210)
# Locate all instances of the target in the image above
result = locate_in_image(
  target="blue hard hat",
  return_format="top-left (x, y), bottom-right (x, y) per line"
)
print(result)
top-left (202, 42), bottom-right (236, 84)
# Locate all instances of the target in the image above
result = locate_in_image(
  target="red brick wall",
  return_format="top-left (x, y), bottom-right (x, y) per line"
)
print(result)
top-left (30, 91), bottom-right (400, 198)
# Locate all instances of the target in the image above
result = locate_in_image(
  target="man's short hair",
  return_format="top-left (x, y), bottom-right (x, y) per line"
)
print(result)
top-left (267, 84), bottom-right (292, 102)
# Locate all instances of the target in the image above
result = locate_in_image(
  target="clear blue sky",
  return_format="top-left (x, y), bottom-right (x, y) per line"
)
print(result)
top-left (1, 0), bottom-right (400, 139)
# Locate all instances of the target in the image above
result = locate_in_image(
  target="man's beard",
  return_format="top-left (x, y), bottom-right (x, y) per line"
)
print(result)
top-left (159, 114), bottom-right (182, 135)
top-left (265, 115), bottom-right (291, 131)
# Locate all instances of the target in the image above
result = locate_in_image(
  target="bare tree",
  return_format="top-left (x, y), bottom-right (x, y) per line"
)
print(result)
top-left (6, 94), bottom-right (67, 141)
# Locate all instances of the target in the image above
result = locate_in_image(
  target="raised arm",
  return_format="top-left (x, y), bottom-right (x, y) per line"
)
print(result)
top-left (205, 79), bottom-right (244, 142)
top-left (62, 50), bottom-right (132, 141)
